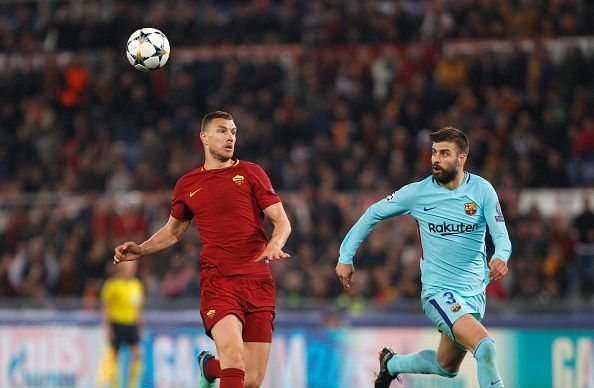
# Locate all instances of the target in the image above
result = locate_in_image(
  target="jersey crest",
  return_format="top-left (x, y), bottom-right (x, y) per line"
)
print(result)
top-left (464, 202), bottom-right (477, 215)
top-left (232, 175), bottom-right (245, 185)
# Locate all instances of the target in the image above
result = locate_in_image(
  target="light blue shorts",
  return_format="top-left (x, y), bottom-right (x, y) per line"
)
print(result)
top-left (421, 288), bottom-right (486, 349)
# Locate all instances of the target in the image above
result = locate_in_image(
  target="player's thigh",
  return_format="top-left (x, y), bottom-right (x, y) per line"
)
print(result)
top-left (244, 341), bottom-right (271, 387)
top-left (422, 289), bottom-right (486, 347)
top-left (200, 275), bottom-right (245, 339)
top-left (211, 314), bottom-right (245, 368)
top-left (436, 332), bottom-right (467, 373)
top-left (451, 313), bottom-right (490, 353)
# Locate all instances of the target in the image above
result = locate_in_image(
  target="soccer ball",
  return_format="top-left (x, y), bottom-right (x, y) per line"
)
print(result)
top-left (126, 28), bottom-right (170, 72)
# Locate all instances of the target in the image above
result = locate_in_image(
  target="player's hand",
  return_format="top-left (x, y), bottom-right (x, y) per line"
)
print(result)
top-left (489, 258), bottom-right (508, 281)
top-left (336, 263), bottom-right (355, 293)
top-left (255, 242), bottom-right (290, 263)
top-left (113, 241), bottom-right (142, 264)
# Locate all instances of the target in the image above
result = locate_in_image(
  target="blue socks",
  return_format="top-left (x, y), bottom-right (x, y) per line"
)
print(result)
top-left (387, 349), bottom-right (457, 378)
top-left (474, 338), bottom-right (503, 388)
top-left (386, 338), bottom-right (504, 388)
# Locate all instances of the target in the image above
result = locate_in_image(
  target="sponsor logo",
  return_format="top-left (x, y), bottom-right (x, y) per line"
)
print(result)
top-left (428, 222), bottom-right (479, 235)
top-left (10, 349), bottom-right (78, 387)
top-left (491, 380), bottom-right (501, 385)
top-left (189, 188), bottom-right (202, 197)
top-left (423, 206), bottom-right (437, 211)
top-left (206, 310), bottom-right (216, 319)
top-left (450, 303), bottom-right (461, 312)
top-left (464, 202), bottom-right (477, 215)
top-left (232, 175), bottom-right (244, 185)
top-left (4, 329), bottom-right (91, 387)
top-left (385, 193), bottom-right (395, 201)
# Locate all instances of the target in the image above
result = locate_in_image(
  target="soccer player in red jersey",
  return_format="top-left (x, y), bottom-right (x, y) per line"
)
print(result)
top-left (113, 111), bottom-right (292, 388)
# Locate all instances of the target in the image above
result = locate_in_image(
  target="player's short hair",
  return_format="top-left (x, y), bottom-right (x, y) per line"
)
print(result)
top-left (201, 111), bottom-right (233, 132)
top-left (430, 127), bottom-right (469, 155)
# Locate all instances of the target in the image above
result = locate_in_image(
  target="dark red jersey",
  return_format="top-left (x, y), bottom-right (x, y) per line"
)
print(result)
top-left (171, 159), bottom-right (280, 276)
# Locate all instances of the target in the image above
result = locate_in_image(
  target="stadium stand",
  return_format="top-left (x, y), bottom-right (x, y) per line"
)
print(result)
top-left (1, 0), bottom-right (594, 311)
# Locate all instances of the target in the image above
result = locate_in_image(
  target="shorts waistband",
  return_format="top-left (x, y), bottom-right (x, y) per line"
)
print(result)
top-left (200, 268), bottom-right (273, 280)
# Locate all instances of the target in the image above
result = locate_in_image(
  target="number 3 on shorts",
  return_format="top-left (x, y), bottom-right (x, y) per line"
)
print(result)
top-left (442, 291), bottom-right (457, 305)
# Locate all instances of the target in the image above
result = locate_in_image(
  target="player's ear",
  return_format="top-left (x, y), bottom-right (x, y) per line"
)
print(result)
top-left (199, 130), bottom-right (207, 145)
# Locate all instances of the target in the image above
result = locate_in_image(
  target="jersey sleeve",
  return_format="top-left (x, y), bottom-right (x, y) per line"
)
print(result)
top-left (170, 178), bottom-right (194, 221)
top-left (483, 183), bottom-right (512, 263)
top-left (251, 164), bottom-right (281, 210)
top-left (338, 182), bottom-right (418, 264)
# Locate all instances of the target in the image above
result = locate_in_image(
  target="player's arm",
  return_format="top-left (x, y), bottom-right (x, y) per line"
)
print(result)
top-left (336, 183), bottom-right (417, 292)
top-left (113, 216), bottom-right (191, 264)
top-left (256, 202), bottom-right (292, 262)
top-left (483, 185), bottom-right (512, 281)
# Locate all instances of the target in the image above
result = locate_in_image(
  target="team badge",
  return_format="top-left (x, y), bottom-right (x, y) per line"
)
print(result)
top-left (464, 202), bottom-right (477, 215)
top-left (206, 309), bottom-right (216, 318)
top-left (232, 175), bottom-right (244, 185)
top-left (450, 303), bottom-right (462, 312)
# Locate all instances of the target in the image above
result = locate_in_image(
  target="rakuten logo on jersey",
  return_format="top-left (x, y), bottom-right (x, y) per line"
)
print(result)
top-left (428, 222), bottom-right (479, 235)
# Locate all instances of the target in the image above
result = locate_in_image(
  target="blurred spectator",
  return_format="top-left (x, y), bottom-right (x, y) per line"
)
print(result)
top-left (160, 255), bottom-right (199, 298)
top-left (573, 198), bottom-right (594, 299)
top-left (7, 237), bottom-right (59, 297)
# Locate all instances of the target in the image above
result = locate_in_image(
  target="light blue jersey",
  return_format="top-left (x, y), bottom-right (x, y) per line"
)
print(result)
top-left (339, 172), bottom-right (512, 297)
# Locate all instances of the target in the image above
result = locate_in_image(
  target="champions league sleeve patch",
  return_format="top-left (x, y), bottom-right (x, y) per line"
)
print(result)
top-left (494, 202), bottom-right (505, 222)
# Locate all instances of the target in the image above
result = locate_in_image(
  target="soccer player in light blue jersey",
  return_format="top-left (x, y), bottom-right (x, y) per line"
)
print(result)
top-left (336, 127), bottom-right (511, 388)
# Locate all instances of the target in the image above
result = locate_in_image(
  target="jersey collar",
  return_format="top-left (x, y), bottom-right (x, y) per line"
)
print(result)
top-left (201, 158), bottom-right (240, 172)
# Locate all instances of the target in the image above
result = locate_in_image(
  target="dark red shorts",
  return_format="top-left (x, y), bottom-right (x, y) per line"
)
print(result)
top-left (200, 272), bottom-right (276, 343)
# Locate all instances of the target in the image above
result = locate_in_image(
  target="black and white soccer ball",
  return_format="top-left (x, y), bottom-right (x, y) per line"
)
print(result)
top-left (126, 28), bottom-right (170, 72)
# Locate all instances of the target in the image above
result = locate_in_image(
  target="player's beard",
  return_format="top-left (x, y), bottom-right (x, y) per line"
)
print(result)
top-left (209, 147), bottom-right (233, 163)
top-left (432, 164), bottom-right (458, 185)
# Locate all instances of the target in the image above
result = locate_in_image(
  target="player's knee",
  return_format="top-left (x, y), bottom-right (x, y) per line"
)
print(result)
top-left (218, 343), bottom-right (244, 368)
top-left (244, 370), bottom-right (265, 388)
top-left (474, 337), bottom-right (497, 363)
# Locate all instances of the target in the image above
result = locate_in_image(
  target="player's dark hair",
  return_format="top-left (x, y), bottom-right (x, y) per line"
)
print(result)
top-left (430, 127), bottom-right (469, 155)
top-left (201, 111), bottom-right (233, 132)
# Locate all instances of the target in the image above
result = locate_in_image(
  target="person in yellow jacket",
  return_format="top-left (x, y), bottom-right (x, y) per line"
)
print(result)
top-left (99, 261), bottom-right (144, 388)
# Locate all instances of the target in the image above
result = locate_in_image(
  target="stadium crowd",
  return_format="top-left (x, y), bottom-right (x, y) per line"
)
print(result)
top-left (1, 0), bottom-right (594, 309)
top-left (1, 0), bottom-right (594, 50)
